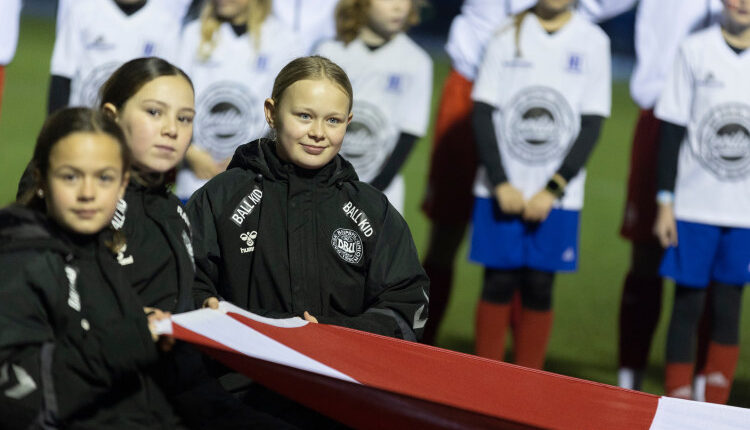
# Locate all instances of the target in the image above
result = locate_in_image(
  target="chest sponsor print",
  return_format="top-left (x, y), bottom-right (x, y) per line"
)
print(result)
top-left (331, 228), bottom-right (363, 264)
top-left (196, 81), bottom-right (263, 160)
top-left (340, 100), bottom-right (393, 182)
top-left (231, 187), bottom-right (263, 226)
top-left (239, 231), bottom-right (257, 254)
top-left (694, 103), bottom-right (750, 181)
top-left (503, 86), bottom-right (578, 164)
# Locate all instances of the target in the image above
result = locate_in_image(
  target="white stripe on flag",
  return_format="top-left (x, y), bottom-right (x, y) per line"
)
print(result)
top-left (649, 396), bottom-right (750, 430)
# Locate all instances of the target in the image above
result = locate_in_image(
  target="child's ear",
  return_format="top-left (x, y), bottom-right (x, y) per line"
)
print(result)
top-left (102, 103), bottom-right (119, 121)
top-left (347, 112), bottom-right (353, 126)
top-left (264, 98), bottom-right (276, 129)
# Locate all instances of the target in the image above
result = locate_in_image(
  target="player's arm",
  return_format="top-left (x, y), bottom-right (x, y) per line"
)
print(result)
top-left (47, 75), bottom-right (71, 115)
top-left (555, 114), bottom-right (605, 182)
top-left (369, 132), bottom-right (419, 191)
top-left (185, 183), bottom-right (223, 306)
top-left (472, 101), bottom-right (524, 214)
top-left (653, 120), bottom-right (685, 248)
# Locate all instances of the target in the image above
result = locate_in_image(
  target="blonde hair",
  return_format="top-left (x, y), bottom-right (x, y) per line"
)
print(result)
top-left (512, 9), bottom-right (532, 58)
top-left (335, 0), bottom-right (427, 45)
top-left (197, 0), bottom-right (272, 61)
top-left (270, 56), bottom-right (353, 125)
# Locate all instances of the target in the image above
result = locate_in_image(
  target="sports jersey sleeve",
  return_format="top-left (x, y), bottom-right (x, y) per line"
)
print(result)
top-left (580, 34), bottom-right (611, 117)
top-left (317, 204), bottom-right (429, 341)
top-left (654, 44), bottom-right (694, 127)
top-left (398, 52), bottom-right (433, 137)
top-left (49, 1), bottom-right (80, 78)
top-left (0, 0), bottom-right (21, 65)
top-left (0, 254), bottom-right (158, 427)
top-left (471, 35), bottom-right (503, 108)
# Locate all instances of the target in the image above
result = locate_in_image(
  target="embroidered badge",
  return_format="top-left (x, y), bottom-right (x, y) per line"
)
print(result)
top-left (331, 228), bottom-right (363, 264)
top-left (240, 231), bottom-right (257, 254)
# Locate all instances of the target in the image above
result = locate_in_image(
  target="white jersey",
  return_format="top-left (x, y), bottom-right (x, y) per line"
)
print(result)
top-left (655, 26), bottom-right (750, 228)
top-left (630, 0), bottom-right (722, 109)
top-left (446, 0), bottom-right (634, 81)
top-left (50, 0), bottom-right (185, 107)
top-left (272, 0), bottom-right (337, 54)
top-left (0, 0), bottom-right (22, 65)
top-left (316, 34), bottom-right (433, 183)
top-left (175, 17), bottom-right (303, 199)
top-left (472, 12), bottom-right (611, 210)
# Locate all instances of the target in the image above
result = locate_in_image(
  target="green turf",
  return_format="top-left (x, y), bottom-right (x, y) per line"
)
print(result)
top-left (2, 16), bottom-right (749, 407)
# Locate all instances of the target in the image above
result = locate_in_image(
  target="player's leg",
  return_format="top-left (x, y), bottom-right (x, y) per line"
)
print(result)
top-left (515, 268), bottom-right (554, 370)
top-left (701, 226), bottom-right (750, 403)
top-left (617, 109), bottom-right (664, 390)
top-left (475, 268), bottom-right (522, 360)
top-left (661, 221), bottom-right (719, 399)
top-left (421, 69), bottom-right (477, 345)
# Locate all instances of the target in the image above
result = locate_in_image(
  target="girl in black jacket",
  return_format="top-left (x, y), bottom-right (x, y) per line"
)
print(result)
top-left (0, 107), bottom-right (180, 429)
top-left (187, 55), bottom-right (429, 341)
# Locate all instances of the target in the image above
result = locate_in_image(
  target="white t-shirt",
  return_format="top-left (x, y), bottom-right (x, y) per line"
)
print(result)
top-left (655, 26), bottom-right (750, 228)
top-left (630, 0), bottom-right (722, 109)
top-left (272, 0), bottom-right (337, 54)
top-left (446, 0), bottom-right (634, 81)
top-left (50, 0), bottom-right (185, 107)
top-left (175, 17), bottom-right (303, 198)
top-left (472, 12), bottom-right (611, 211)
top-left (0, 0), bottom-right (22, 65)
top-left (316, 34), bottom-right (433, 183)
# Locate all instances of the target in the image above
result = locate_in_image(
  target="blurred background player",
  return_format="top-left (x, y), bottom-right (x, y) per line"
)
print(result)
top-left (421, 0), bottom-right (636, 346)
top-left (0, 0), bottom-right (22, 118)
top-left (316, 0), bottom-right (433, 214)
top-left (175, 0), bottom-right (303, 202)
top-left (653, 0), bottom-right (750, 403)
top-left (272, 0), bottom-right (338, 54)
top-left (470, 0), bottom-right (611, 369)
top-left (617, 0), bottom-right (722, 391)
top-left (46, 0), bottom-right (190, 114)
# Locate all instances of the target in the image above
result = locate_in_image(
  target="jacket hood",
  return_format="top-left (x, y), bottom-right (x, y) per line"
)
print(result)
top-left (0, 205), bottom-right (70, 256)
top-left (227, 138), bottom-right (359, 186)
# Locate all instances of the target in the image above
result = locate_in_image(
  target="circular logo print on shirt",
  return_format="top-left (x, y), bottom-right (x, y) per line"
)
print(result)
top-left (503, 86), bottom-right (578, 164)
top-left (195, 81), bottom-right (263, 160)
top-left (340, 100), bottom-right (395, 183)
top-left (331, 228), bottom-right (363, 264)
top-left (80, 62), bottom-right (121, 107)
top-left (694, 103), bottom-right (750, 181)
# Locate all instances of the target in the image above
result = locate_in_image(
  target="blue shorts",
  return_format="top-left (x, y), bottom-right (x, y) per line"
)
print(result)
top-left (660, 220), bottom-right (750, 288)
top-left (469, 197), bottom-right (580, 272)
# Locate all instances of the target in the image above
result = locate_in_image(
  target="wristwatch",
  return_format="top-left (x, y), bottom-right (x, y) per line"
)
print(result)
top-left (545, 177), bottom-right (565, 199)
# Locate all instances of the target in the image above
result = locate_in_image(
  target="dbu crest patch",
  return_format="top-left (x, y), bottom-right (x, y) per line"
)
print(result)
top-left (331, 228), bottom-right (363, 264)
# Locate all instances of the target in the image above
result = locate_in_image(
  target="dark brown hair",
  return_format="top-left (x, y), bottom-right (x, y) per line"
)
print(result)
top-left (18, 107), bottom-right (131, 252)
top-left (99, 57), bottom-right (193, 187)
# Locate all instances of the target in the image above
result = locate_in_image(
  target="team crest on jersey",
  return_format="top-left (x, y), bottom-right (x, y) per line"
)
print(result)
top-left (256, 55), bottom-right (268, 71)
top-left (694, 103), bottom-right (750, 181)
top-left (331, 228), bottom-right (363, 264)
top-left (386, 74), bottom-right (402, 92)
top-left (340, 100), bottom-right (393, 182)
top-left (503, 86), bottom-right (578, 164)
top-left (80, 62), bottom-right (121, 107)
top-left (566, 53), bottom-right (583, 73)
top-left (143, 42), bottom-right (155, 56)
top-left (196, 81), bottom-right (263, 160)
top-left (239, 231), bottom-right (257, 253)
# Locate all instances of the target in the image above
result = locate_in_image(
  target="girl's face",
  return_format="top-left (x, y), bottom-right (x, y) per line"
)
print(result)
top-left (368, 0), bottom-right (412, 39)
top-left (107, 76), bottom-right (195, 173)
top-left (265, 78), bottom-right (352, 170)
top-left (725, 0), bottom-right (750, 28)
top-left (213, 0), bottom-right (250, 23)
top-left (44, 132), bottom-right (128, 235)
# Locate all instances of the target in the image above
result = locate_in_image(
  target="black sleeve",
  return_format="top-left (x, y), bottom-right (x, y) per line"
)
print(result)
top-left (656, 120), bottom-right (686, 193)
top-left (369, 133), bottom-right (419, 191)
top-left (472, 101), bottom-right (508, 186)
top-left (555, 115), bottom-right (605, 182)
top-left (47, 75), bottom-right (71, 115)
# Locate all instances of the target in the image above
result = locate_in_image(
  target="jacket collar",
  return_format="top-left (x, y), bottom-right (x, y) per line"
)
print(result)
top-left (227, 138), bottom-right (359, 186)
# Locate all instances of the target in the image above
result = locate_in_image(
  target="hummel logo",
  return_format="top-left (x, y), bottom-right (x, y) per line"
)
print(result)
top-left (240, 231), bottom-right (257, 253)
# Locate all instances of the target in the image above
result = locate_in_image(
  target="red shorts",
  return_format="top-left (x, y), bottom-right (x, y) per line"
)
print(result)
top-left (620, 109), bottom-right (661, 244)
top-left (421, 69), bottom-right (478, 225)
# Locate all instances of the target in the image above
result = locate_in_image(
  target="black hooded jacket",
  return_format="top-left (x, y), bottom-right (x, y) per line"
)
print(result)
top-left (186, 139), bottom-right (429, 341)
top-left (0, 206), bottom-right (180, 429)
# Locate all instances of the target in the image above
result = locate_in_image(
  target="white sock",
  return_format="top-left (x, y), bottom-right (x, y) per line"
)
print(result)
top-left (618, 367), bottom-right (643, 390)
